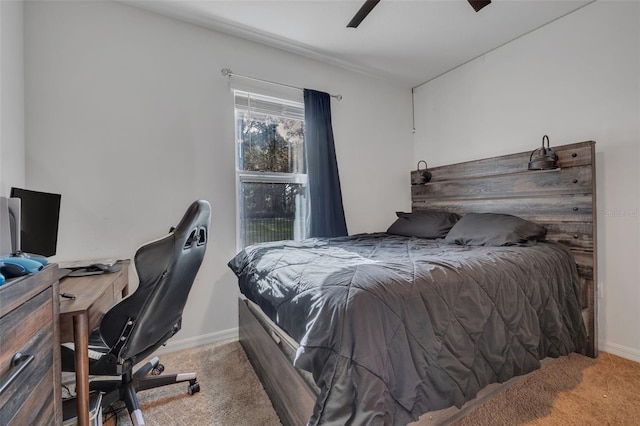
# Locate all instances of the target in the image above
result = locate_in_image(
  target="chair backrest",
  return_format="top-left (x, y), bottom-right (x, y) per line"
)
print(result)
top-left (99, 200), bottom-right (211, 362)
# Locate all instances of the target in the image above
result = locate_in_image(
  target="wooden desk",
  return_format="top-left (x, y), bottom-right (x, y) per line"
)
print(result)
top-left (59, 261), bottom-right (129, 426)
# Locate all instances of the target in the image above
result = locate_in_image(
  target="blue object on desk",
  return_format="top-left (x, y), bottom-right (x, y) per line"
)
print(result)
top-left (10, 251), bottom-right (48, 266)
top-left (0, 261), bottom-right (29, 278)
top-left (0, 256), bottom-right (44, 274)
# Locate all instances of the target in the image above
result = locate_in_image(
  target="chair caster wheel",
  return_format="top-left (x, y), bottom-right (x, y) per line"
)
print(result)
top-left (151, 364), bottom-right (165, 375)
top-left (188, 381), bottom-right (200, 395)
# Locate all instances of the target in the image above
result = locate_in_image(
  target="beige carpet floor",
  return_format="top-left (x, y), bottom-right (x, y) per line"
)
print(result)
top-left (454, 351), bottom-right (640, 426)
top-left (73, 339), bottom-right (281, 425)
top-left (81, 340), bottom-right (639, 425)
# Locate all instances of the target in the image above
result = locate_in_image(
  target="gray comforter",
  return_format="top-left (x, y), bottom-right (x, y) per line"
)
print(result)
top-left (228, 234), bottom-right (586, 425)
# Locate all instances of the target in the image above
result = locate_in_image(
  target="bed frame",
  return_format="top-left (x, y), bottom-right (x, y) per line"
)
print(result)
top-left (410, 140), bottom-right (597, 359)
top-left (238, 140), bottom-right (597, 425)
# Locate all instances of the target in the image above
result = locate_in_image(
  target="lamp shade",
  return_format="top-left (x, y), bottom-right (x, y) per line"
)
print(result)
top-left (528, 135), bottom-right (558, 170)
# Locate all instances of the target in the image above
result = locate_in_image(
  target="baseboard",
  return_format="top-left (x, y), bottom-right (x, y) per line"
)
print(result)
top-left (598, 340), bottom-right (640, 363)
top-left (155, 330), bottom-right (640, 363)
top-left (155, 327), bottom-right (239, 355)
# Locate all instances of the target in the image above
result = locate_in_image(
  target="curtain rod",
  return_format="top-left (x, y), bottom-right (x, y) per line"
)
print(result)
top-left (221, 68), bottom-right (342, 101)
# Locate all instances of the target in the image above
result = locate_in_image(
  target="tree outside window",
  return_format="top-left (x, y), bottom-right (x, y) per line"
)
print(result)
top-left (235, 91), bottom-right (307, 248)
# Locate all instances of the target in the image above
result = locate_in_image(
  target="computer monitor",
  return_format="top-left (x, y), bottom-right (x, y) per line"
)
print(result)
top-left (10, 187), bottom-right (61, 257)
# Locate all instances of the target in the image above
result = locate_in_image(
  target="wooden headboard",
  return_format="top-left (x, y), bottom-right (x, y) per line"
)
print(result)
top-left (410, 141), bottom-right (597, 357)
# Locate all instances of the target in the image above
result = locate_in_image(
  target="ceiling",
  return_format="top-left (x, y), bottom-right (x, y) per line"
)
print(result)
top-left (124, 0), bottom-right (593, 88)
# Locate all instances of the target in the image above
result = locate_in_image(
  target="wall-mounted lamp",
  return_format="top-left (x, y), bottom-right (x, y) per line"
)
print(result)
top-left (528, 135), bottom-right (558, 170)
top-left (411, 160), bottom-right (432, 185)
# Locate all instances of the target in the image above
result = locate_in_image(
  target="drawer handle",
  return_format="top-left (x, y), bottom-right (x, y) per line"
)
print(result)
top-left (0, 352), bottom-right (35, 396)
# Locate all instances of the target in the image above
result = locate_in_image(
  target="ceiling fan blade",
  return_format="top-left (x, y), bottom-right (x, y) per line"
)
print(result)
top-left (347, 0), bottom-right (381, 28)
top-left (468, 0), bottom-right (491, 12)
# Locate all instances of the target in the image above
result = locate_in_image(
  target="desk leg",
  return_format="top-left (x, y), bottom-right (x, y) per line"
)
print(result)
top-left (73, 312), bottom-right (90, 426)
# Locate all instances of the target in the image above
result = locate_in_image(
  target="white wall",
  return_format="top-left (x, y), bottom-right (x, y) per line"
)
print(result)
top-left (413, 1), bottom-right (640, 361)
top-left (24, 1), bottom-right (412, 346)
top-left (0, 0), bottom-right (26, 196)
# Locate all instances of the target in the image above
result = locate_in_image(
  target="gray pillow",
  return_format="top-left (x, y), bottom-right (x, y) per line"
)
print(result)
top-left (387, 210), bottom-right (461, 239)
top-left (444, 213), bottom-right (546, 246)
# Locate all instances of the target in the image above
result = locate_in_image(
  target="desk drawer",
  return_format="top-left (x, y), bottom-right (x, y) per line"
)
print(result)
top-left (0, 289), bottom-right (56, 425)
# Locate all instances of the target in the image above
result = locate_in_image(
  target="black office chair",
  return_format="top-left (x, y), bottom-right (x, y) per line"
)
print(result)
top-left (61, 200), bottom-right (211, 426)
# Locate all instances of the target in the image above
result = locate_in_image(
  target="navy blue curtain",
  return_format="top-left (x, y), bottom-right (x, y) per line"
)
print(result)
top-left (304, 89), bottom-right (348, 238)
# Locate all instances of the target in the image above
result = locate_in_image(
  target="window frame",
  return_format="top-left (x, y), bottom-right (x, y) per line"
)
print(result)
top-left (233, 90), bottom-right (308, 249)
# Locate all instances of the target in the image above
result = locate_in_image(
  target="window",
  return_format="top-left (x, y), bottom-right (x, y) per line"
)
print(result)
top-left (234, 91), bottom-right (308, 248)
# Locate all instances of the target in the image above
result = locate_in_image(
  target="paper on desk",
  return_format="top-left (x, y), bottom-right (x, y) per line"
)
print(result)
top-left (57, 258), bottom-right (119, 269)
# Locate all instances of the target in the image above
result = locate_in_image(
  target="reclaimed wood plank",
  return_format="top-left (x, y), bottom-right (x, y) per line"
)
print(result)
top-left (413, 194), bottom-right (593, 222)
top-left (412, 165), bottom-right (592, 200)
top-left (411, 141), bottom-right (594, 184)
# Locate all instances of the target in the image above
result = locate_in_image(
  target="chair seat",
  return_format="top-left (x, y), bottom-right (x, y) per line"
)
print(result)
top-left (61, 342), bottom-right (105, 361)
top-left (61, 327), bottom-right (112, 371)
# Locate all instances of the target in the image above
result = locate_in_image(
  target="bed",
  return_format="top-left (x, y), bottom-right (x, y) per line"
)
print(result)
top-left (229, 141), bottom-right (597, 425)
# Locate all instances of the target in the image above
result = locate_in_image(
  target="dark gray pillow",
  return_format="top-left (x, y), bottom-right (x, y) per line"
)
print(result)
top-left (387, 210), bottom-right (461, 239)
top-left (444, 213), bottom-right (546, 246)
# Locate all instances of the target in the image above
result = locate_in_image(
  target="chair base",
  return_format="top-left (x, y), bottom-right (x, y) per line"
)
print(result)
top-left (90, 357), bottom-right (199, 426)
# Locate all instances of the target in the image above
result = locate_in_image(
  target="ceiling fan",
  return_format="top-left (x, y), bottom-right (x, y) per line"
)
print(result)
top-left (347, 0), bottom-right (492, 28)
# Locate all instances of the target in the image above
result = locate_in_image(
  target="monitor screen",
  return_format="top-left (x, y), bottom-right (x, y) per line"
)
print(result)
top-left (10, 187), bottom-right (61, 257)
